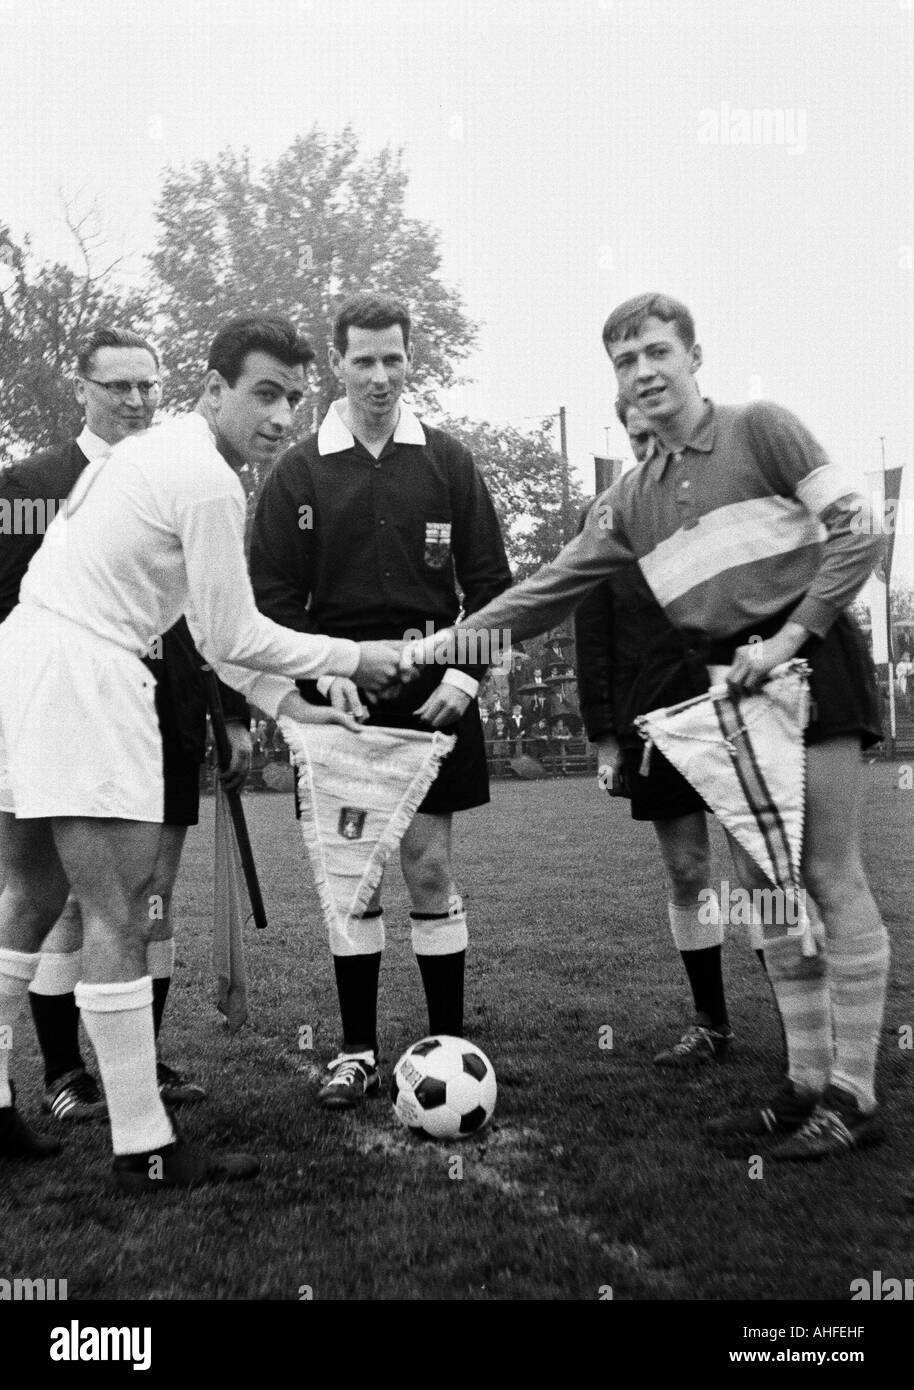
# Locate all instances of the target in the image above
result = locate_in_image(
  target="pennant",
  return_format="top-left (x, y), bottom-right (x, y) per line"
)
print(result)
top-left (864, 466), bottom-right (904, 588)
top-left (212, 778), bottom-right (249, 1032)
top-left (280, 720), bottom-right (456, 949)
top-left (635, 661), bottom-right (818, 953)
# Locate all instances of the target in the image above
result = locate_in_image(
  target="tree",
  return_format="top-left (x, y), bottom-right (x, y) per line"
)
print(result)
top-left (150, 127), bottom-right (477, 468)
top-left (435, 414), bottom-right (585, 580)
top-left (851, 580), bottom-right (914, 628)
top-left (0, 206), bottom-right (150, 462)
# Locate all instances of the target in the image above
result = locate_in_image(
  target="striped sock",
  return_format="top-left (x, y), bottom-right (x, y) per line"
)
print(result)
top-left (827, 926), bottom-right (890, 1113)
top-left (0, 948), bottom-right (40, 1108)
top-left (762, 934), bottom-right (832, 1095)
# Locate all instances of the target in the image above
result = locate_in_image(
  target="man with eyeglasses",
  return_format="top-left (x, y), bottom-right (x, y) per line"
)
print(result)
top-left (0, 327), bottom-right (253, 1131)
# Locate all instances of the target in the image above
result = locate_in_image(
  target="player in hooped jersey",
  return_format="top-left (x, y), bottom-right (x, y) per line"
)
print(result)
top-left (407, 293), bottom-right (888, 1165)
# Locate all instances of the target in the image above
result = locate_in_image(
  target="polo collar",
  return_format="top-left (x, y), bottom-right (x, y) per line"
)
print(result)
top-left (653, 399), bottom-right (717, 476)
top-left (317, 399), bottom-right (426, 456)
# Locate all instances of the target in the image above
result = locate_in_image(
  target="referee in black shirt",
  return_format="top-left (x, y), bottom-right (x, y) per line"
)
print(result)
top-left (251, 293), bottom-right (511, 1109)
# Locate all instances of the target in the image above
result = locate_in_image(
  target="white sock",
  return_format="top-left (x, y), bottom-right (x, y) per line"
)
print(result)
top-left (29, 948), bottom-right (83, 996)
top-left (329, 912), bottom-right (385, 957)
top-left (667, 893), bottom-right (723, 952)
top-left (75, 976), bottom-right (175, 1156)
top-left (410, 911), bottom-right (469, 956)
top-left (0, 947), bottom-right (40, 1108)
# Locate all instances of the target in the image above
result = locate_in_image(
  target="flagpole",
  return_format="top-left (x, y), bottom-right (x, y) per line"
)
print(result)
top-left (880, 435), bottom-right (896, 755)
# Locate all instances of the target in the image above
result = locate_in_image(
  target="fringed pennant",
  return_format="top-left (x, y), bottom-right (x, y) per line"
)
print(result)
top-left (279, 720), bottom-right (456, 950)
top-left (635, 661), bottom-right (818, 953)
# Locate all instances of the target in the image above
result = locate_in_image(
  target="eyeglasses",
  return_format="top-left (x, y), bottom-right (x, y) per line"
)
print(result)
top-left (83, 378), bottom-right (162, 401)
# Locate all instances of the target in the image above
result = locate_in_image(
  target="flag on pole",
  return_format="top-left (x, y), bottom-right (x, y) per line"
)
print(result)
top-left (212, 778), bottom-right (249, 1033)
top-left (635, 662), bottom-right (818, 953)
top-left (864, 466), bottom-right (904, 587)
top-left (593, 456), bottom-right (625, 494)
top-left (280, 720), bottom-right (456, 949)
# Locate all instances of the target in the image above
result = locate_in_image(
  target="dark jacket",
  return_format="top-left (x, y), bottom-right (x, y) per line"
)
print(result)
top-left (574, 502), bottom-right (709, 747)
top-left (0, 442), bottom-right (89, 623)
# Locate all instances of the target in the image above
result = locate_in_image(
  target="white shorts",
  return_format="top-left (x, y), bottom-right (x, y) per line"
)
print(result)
top-left (0, 605), bottom-right (164, 821)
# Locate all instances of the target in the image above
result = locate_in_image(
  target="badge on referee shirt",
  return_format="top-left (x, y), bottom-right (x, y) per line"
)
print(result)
top-left (424, 521), bottom-right (452, 569)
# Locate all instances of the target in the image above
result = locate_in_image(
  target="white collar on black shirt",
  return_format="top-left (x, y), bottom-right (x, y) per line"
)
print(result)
top-left (317, 399), bottom-right (426, 456)
top-left (75, 426), bottom-right (113, 462)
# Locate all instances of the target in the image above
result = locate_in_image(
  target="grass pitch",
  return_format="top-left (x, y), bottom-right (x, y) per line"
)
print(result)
top-left (2, 763), bottom-right (912, 1302)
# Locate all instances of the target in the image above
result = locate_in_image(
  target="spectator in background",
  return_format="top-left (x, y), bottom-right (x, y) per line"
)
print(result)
top-left (508, 702), bottom-right (528, 756)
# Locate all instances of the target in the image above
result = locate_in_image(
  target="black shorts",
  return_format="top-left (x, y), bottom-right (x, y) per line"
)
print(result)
top-left (152, 676), bottom-right (201, 827)
top-left (706, 610), bottom-right (882, 749)
top-left (298, 667), bottom-right (489, 817)
top-left (620, 745), bottom-right (710, 822)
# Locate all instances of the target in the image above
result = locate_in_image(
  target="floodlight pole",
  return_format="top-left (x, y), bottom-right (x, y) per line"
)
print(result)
top-left (540, 407), bottom-right (573, 546)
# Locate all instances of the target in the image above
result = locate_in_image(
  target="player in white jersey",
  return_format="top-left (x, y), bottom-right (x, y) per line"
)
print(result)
top-left (0, 314), bottom-right (404, 1191)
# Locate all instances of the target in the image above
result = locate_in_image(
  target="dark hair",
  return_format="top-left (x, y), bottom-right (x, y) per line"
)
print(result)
top-left (77, 327), bottom-right (159, 376)
top-left (602, 293), bottom-right (696, 352)
top-left (332, 293), bottom-right (411, 355)
top-left (207, 315), bottom-right (314, 385)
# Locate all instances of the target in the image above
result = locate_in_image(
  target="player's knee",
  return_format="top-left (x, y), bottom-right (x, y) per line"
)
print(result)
top-left (401, 845), bottom-right (451, 901)
top-left (803, 855), bottom-right (868, 915)
top-left (4, 875), bottom-right (69, 934)
top-left (42, 897), bottom-right (84, 954)
top-left (664, 851), bottom-right (710, 903)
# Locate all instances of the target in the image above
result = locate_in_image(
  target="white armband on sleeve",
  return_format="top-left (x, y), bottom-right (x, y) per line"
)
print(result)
top-left (795, 465), bottom-right (861, 517)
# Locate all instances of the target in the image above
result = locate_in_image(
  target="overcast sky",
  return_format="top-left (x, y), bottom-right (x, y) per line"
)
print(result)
top-left (1, 0), bottom-right (912, 579)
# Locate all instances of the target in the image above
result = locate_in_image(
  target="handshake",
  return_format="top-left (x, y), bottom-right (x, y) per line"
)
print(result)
top-left (280, 628), bottom-right (472, 733)
top-left (353, 627), bottom-right (458, 694)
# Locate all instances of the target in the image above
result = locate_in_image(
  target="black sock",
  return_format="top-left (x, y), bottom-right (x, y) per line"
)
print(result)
top-left (152, 976), bottom-right (171, 1040)
top-left (29, 992), bottom-right (84, 1087)
top-left (755, 947), bottom-right (788, 1062)
top-left (679, 945), bottom-right (728, 1032)
top-left (333, 953), bottom-right (382, 1055)
top-left (415, 950), bottom-right (466, 1037)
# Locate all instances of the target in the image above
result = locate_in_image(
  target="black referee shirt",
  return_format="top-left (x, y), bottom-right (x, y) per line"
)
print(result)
top-left (250, 406), bottom-right (512, 684)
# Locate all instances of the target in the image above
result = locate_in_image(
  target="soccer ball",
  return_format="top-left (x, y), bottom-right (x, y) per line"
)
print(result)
top-left (390, 1035), bottom-right (497, 1139)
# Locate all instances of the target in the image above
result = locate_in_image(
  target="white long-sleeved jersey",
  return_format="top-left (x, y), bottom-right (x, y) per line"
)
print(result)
top-left (18, 412), bottom-right (359, 716)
